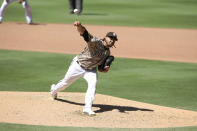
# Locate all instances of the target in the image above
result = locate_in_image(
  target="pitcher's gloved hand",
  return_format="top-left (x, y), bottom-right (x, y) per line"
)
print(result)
top-left (98, 56), bottom-right (114, 73)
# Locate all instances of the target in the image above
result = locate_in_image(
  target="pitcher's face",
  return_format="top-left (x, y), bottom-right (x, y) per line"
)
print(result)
top-left (105, 37), bottom-right (116, 48)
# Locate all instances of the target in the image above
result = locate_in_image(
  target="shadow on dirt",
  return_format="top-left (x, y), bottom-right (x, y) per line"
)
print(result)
top-left (56, 98), bottom-right (154, 113)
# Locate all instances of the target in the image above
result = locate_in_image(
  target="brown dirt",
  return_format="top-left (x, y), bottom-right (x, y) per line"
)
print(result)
top-left (0, 22), bottom-right (197, 63)
top-left (0, 92), bottom-right (197, 128)
top-left (0, 22), bottom-right (197, 128)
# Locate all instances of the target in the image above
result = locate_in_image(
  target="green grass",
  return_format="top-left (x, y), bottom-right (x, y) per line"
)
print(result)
top-left (0, 123), bottom-right (197, 131)
top-left (0, 49), bottom-right (197, 112)
top-left (0, 50), bottom-right (197, 130)
top-left (101, 58), bottom-right (197, 111)
top-left (1, 0), bottom-right (197, 29)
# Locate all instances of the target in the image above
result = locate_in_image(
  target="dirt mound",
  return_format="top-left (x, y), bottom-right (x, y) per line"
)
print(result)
top-left (0, 91), bottom-right (197, 128)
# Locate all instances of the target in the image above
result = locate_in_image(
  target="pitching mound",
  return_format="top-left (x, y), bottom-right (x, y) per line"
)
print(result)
top-left (0, 91), bottom-right (197, 128)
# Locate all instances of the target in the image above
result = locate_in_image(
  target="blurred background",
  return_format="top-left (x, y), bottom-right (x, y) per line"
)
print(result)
top-left (0, 0), bottom-right (197, 28)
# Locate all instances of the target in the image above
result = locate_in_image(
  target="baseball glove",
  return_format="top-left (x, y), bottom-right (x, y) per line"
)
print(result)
top-left (98, 56), bottom-right (114, 73)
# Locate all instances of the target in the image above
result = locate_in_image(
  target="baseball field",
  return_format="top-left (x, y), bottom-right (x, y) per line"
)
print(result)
top-left (0, 0), bottom-right (197, 131)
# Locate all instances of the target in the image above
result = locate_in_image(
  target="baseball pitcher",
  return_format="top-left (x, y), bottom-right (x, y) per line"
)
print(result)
top-left (50, 21), bottom-right (118, 116)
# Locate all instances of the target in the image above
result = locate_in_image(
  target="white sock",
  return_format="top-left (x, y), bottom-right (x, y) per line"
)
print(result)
top-left (0, 16), bottom-right (3, 22)
top-left (26, 16), bottom-right (32, 24)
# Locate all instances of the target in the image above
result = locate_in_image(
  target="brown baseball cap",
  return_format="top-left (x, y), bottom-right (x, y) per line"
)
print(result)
top-left (106, 32), bottom-right (118, 41)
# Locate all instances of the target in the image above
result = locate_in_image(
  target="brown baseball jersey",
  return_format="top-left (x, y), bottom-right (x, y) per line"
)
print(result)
top-left (77, 32), bottom-right (110, 70)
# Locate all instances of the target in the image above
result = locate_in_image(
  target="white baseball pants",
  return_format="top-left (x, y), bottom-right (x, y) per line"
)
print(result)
top-left (0, 0), bottom-right (32, 24)
top-left (51, 56), bottom-right (98, 110)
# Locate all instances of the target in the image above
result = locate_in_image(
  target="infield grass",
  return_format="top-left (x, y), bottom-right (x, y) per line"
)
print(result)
top-left (0, 50), bottom-right (197, 130)
top-left (0, 123), bottom-right (197, 131)
top-left (0, 0), bottom-right (197, 29)
top-left (0, 49), bottom-right (197, 112)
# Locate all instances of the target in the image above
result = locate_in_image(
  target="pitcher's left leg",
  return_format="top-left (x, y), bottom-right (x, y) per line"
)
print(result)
top-left (83, 70), bottom-right (97, 115)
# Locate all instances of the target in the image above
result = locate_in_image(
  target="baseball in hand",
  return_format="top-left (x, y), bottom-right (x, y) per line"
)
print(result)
top-left (73, 9), bottom-right (79, 14)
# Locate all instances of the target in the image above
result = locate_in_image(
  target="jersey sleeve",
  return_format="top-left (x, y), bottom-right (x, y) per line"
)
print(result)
top-left (81, 30), bottom-right (93, 42)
